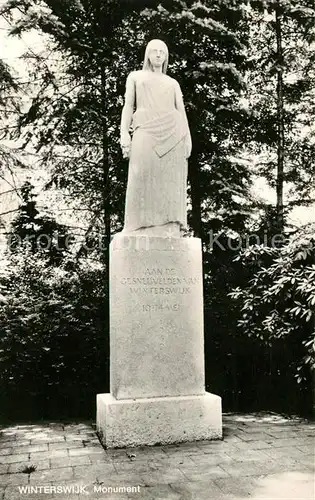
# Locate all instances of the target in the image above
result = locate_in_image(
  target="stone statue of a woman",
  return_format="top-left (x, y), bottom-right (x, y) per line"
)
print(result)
top-left (120, 39), bottom-right (192, 237)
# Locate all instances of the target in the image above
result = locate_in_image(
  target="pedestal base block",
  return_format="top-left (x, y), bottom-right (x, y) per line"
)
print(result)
top-left (97, 392), bottom-right (222, 448)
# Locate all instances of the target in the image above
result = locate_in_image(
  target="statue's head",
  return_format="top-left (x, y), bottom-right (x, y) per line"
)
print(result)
top-left (143, 39), bottom-right (169, 74)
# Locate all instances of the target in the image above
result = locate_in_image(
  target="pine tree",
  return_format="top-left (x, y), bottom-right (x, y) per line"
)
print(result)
top-left (7, 181), bottom-right (73, 265)
top-left (1, 0), bottom-right (254, 241)
top-left (248, 0), bottom-right (315, 231)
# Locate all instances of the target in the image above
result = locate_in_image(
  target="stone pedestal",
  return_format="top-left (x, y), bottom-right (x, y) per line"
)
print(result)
top-left (97, 233), bottom-right (222, 447)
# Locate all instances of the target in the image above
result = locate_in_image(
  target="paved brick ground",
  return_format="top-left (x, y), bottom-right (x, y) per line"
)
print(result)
top-left (0, 414), bottom-right (314, 499)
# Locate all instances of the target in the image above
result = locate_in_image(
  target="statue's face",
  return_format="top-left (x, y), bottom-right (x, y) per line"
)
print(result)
top-left (148, 41), bottom-right (166, 69)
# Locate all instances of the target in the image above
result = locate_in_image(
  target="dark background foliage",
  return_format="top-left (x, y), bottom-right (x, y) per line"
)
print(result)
top-left (0, 0), bottom-right (314, 422)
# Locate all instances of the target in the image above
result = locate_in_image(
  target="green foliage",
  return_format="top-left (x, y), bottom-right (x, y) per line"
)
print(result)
top-left (0, 250), bottom-right (108, 419)
top-left (230, 223), bottom-right (315, 382)
top-left (1, 0), bottom-right (254, 240)
top-left (0, 53), bottom-right (26, 181)
top-left (7, 181), bottom-right (74, 265)
top-left (246, 0), bottom-right (315, 203)
top-left (0, 0), bottom-right (314, 418)
top-left (1, 179), bottom-right (108, 419)
top-left (0, 58), bottom-right (19, 109)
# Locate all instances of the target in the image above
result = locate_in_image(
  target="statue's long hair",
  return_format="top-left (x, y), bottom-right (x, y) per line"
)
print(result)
top-left (142, 39), bottom-right (169, 74)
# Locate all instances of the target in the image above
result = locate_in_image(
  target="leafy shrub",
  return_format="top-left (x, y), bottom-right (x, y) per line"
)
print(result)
top-left (0, 249), bottom-right (108, 421)
top-left (230, 223), bottom-right (315, 384)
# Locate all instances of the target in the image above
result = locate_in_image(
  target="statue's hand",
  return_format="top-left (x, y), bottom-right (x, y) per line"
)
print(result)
top-left (121, 133), bottom-right (131, 159)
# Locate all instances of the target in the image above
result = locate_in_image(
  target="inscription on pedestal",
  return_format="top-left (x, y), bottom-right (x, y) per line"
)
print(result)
top-left (119, 267), bottom-right (200, 313)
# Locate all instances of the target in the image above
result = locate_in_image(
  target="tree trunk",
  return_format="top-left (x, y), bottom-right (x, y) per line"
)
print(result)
top-left (275, 3), bottom-right (285, 232)
top-left (96, 0), bottom-right (111, 327)
top-left (188, 150), bottom-right (202, 239)
top-left (100, 64), bottom-right (110, 323)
